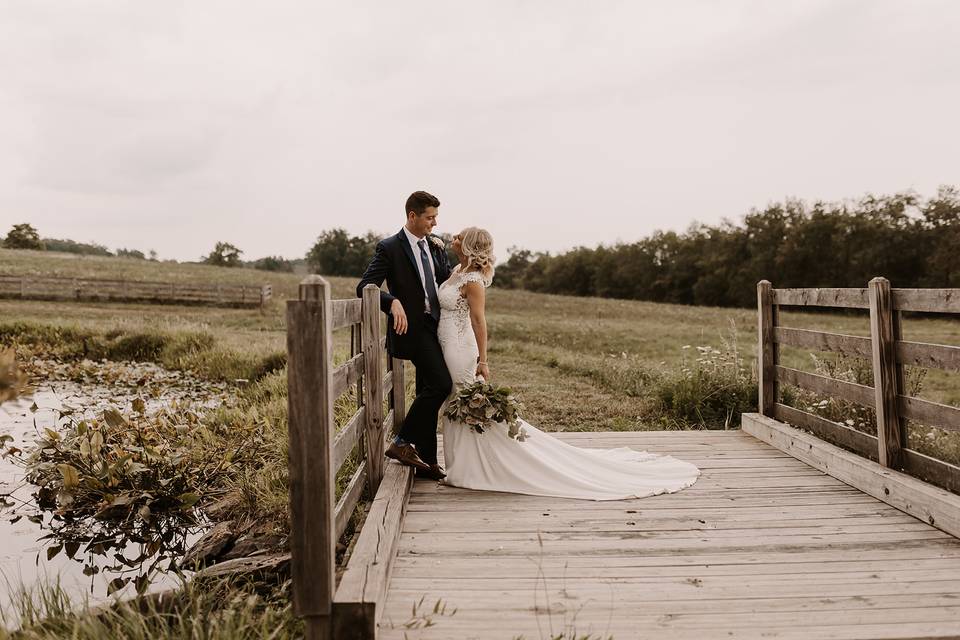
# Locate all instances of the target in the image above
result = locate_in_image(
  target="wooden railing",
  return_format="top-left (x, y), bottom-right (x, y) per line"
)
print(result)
top-left (758, 278), bottom-right (960, 494)
top-left (0, 273), bottom-right (272, 308)
top-left (286, 276), bottom-right (409, 640)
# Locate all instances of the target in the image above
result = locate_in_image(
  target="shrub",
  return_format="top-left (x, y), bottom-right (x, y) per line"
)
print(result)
top-left (652, 329), bottom-right (757, 429)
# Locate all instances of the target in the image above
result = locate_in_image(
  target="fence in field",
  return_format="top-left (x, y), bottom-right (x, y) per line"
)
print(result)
top-left (0, 273), bottom-right (272, 308)
top-left (286, 275), bottom-right (409, 640)
top-left (757, 277), bottom-right (960, 495)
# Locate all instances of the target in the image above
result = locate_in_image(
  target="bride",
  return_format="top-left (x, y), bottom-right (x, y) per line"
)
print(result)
top-left (436, 227), bottom-right (701, 500)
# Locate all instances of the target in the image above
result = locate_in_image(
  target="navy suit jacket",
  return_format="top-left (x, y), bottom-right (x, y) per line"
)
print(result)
top-left (356, 229), bottom-right (452, 359)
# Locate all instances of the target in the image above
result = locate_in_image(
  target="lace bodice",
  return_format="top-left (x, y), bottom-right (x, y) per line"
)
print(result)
top-left (439, 265), bottom-right (485, 307)
top-left (437, 266), bottom-right (488, 385)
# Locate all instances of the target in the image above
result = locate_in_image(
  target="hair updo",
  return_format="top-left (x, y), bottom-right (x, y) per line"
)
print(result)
top-left (460, 227), bottom-right (495, 286)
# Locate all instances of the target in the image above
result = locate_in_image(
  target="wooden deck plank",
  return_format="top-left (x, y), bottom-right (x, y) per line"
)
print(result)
top-left (381, 430), bottom-right (960, 639)
top-left (392, 556), bottom-right (960, 578)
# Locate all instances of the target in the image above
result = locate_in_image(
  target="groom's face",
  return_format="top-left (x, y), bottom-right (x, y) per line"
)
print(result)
top-left (407, 206), bottom-right (438, 238)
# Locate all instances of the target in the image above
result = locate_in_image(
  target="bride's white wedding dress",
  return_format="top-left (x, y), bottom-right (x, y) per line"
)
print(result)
top-left (437, 266), bottom-right (701, 500)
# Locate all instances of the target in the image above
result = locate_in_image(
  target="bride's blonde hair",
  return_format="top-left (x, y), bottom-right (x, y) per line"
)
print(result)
top-left (460, 227), bottom-right (495, 286)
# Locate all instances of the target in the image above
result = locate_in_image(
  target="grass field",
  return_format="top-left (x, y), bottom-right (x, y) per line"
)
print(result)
top-left (4, 247), bottom-right (959, 426)
top-left (2, 248), bottom-right (958, 635)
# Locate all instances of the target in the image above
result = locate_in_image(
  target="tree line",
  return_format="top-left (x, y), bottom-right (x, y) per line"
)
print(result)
top-left (305, 228), bottom-right (460, 277)
top-left (1, 224), bottom-right (298, 273)
top-left (303, 187), bottom-right (960, 308)
top-left (2, 224), bottom-right (155, 260)
top-left (492, 187), bottom-right (959, 307)
top-left (8, 186), bottom-right (958, 304)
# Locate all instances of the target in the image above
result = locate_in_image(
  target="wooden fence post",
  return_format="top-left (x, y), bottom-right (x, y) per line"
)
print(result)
top-left (287, 275), bottom-right (336, 640)
top-left (260, 285), bottom-right (271, 311)
top-left (869, 277), bottom-right (904, 469)
top-left (351, 323), bottom-right (364, 410)
top-left (361, 284), bottom-right (385, 493)
top-left (351, 323), bottom-right (366, 474)
top-left (757, 280), bottom-right (776, 417)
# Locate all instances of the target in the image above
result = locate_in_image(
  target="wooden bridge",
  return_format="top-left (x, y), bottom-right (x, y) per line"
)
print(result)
top-left (286, 277), bottom-right (960, 639)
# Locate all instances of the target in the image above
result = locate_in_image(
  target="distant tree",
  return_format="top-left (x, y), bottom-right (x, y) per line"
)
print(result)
top-left (921, 186), bottom-right (960, 287)
top-left (203, 242), bottom-right (243, 267)
top-left (3, 223), bottom-right (44, 250)
top-left (493, 247), bottom-right (534, 289)
top-left (306, 229), bottom-right (380, 276)
top-left (148, 250), bottom-right (158, 261)
top-left (431, 232), bottom-right (459, 268)
top-left (42, 237), bottom-right (112, 256)
top-left (249, 255), bottom-right (294, 272)
top-left (117, 248), bottom-right (146, 259)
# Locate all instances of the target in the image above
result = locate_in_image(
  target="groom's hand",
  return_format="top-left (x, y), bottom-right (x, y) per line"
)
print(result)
top-left (390, 299), bottom-right (408, 335)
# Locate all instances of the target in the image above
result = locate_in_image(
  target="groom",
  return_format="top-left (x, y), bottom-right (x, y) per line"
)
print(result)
top-left (356, 190), bottom-right (453, 481)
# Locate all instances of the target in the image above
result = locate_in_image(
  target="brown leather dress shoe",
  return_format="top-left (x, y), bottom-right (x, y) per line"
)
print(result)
top-left (385, 441), bottom-right (431, 472)
top-left (415, 464), bottom-right (446, 481)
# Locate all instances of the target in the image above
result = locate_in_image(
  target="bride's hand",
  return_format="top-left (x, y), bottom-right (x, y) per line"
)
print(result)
top-left (476, 362), bottom-right (490, 381)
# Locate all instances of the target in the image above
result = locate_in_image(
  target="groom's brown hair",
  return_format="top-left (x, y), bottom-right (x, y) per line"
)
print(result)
top-left (405, 190), bottom-right (440, 217)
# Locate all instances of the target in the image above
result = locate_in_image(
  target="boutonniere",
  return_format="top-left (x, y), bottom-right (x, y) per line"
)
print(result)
top-left (427, 235), bottom-right (446, 250)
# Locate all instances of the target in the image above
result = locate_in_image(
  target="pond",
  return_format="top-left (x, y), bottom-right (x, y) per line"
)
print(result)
top-left (0, 359), bottom-right (235, 620)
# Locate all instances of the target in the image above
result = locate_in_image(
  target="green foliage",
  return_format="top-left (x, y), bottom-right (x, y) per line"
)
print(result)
top-left (0, 321), bottom-right (287, 383)
top-left (305, 228), bottom-right (380, 277)
top-left (1, 322), bottom-right (209, 363)
top-left (3, 223), bottom-right (44, 250)
top-left (444, 380), bottom-right (527, 440)
top-left (19, 404), bottom-right (245, 522)
top-left (495, 187), bottom-right (960, 305)
top-left (204, 242), bottom-right (244, 268)
top-left (4, 576), bottom-right (300, 639)
top-left (116, 248), bottom-right (146, 259)
top-left (42, 237), bottom-right (112, 256)
top-left (247, 255), bottom-right (295, 272)
top-left (6, 399), bottom-right (261, 593)
top-left (651, 330), bottom-right (756, 430)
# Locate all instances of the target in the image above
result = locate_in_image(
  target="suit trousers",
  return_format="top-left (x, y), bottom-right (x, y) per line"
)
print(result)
top-left (399, 315), bottom-right (452, 466)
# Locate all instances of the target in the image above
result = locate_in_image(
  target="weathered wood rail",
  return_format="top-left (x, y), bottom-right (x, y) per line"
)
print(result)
top-left (0, 273), bottom-right (272, 308)
top-left (754, 278), bottom-right (960, 496)
top-left (286, 276), bottom-right (411, 640)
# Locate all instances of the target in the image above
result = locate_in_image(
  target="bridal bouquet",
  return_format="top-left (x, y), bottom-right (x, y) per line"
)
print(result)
top-left (444, 380), bottom-right (528, 442)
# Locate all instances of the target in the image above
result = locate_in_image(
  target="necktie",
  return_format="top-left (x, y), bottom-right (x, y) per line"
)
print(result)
top-left (418, 239), bottom-right (441, 321)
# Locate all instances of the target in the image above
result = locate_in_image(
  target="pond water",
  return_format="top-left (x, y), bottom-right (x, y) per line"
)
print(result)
top-left (0, 360), bottom-right (234, 620)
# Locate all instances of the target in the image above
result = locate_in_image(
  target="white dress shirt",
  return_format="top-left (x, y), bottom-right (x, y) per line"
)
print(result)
top-left (402, 226), bottom-right (437, 313)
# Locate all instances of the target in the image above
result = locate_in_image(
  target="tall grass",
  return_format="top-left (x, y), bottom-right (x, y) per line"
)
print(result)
top-left (0, 322), bottom-right (284, 383)
top-left (650, 328), bottom-right (756, 430)
top-left (2, 577), bottom-right (300, 639)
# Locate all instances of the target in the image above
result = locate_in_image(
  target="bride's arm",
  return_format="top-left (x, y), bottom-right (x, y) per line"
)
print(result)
top-left (463, 281), bottom-right (489, 380)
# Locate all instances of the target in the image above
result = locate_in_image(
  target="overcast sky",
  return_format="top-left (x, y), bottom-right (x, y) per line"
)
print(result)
top-left (1, 1), bottom-right (958, 262)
